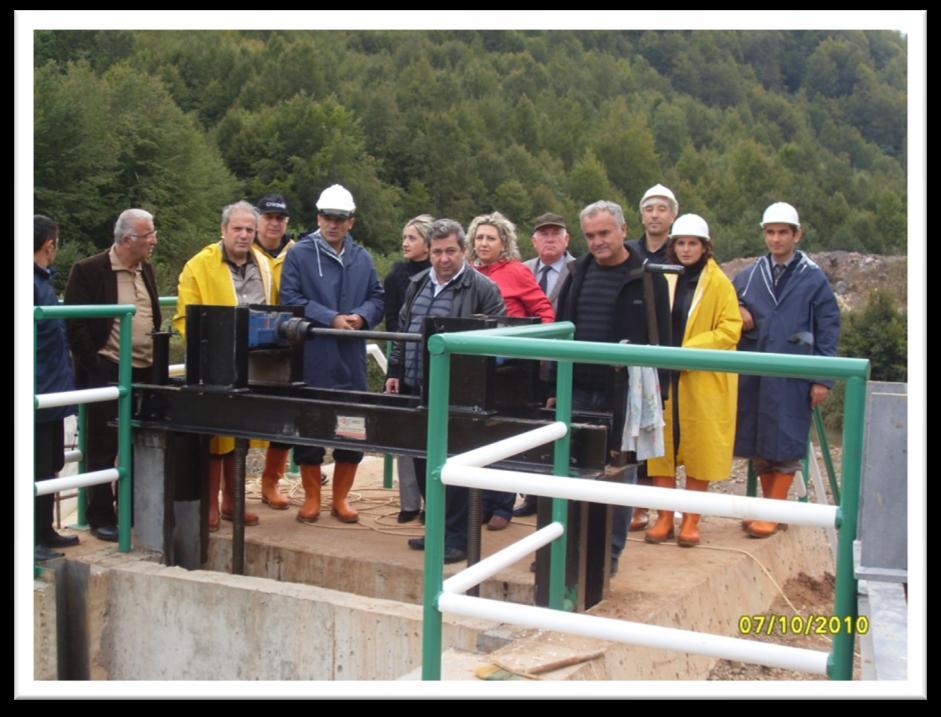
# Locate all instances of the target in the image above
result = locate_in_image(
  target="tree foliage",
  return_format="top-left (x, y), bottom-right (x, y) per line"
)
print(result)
top-left (34, 29), bottom-right (907, 286)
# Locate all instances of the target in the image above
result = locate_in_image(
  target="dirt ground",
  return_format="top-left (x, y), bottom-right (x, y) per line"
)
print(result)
top-left (707, 571), bottom-right (861, 681)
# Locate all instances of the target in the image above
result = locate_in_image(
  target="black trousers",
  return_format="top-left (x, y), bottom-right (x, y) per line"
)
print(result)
top-left (82, 358), bottom-right (152, 528)
top-left (35, 419), bottom-right (65, 541)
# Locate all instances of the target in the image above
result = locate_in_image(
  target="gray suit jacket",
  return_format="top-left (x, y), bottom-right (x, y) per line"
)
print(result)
top-left (524, 252), bottom-right (576, 311)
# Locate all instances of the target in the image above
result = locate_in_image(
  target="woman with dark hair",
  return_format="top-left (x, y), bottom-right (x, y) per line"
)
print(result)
top-left (645, 214), bottom-right (743, 547)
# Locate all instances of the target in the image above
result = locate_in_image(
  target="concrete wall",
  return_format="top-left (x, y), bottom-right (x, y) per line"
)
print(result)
top-left (33, 575), bottom-right (57, 681)
top-left (66, 554), bottom-right (494, 680)
top-left (206, 536), bottom-right (534, 607)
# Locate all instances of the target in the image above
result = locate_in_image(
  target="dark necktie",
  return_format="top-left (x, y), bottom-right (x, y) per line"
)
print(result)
top-left (772, 263), bottom-right (786, 287)
top-left (538, 264), bottom-right (551, 294)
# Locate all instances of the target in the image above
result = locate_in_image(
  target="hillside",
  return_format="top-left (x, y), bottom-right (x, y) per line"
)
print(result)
top-left (720, 252), bottom-right (907, 312)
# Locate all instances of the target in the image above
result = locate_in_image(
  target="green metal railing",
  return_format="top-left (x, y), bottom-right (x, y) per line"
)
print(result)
top-left (420, 321), bottom-right (869, 681)
top-left (66, 296), bottom-right (177, 528)
top-left (34, 304), bottom-right (137, 554)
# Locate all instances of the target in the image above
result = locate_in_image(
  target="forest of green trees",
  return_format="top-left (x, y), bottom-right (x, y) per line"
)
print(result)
top-left (34, 29), bottom-right (907, 294)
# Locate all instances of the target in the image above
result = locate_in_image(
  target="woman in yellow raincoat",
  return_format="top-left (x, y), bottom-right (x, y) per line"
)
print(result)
top-left (645, 214), bottom-right (742, 547)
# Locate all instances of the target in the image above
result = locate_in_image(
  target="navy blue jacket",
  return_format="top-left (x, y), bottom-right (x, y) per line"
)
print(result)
top-left (280, 231), bottom-right (384, 391)
top-left (34, 264), bottom-right (75, 422)
top-left (733, 252), bottom-right (841, 462)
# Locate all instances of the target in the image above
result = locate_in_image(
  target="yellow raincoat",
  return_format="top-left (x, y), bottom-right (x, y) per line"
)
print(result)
top-left (647, 258), bottom-right (743, 481)
top-left (256, 238), bottom-right (295, 303)
top-left (173, 242), bottom-right (274, 454)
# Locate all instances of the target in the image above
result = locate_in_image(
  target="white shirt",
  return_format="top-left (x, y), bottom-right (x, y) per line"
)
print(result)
top-left (534, 255), bottom-right (568, 297)
top-left (429, 262), bottom-right (467, 298)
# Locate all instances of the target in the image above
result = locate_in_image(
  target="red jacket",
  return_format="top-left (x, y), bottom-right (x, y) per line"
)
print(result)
top-left (474, 259), bottom-right (555, 323)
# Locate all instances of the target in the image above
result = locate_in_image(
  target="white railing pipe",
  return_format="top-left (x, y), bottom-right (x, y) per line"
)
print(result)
top-left (443, 522), bottom-right (565, 595)
top-left (367, 343), bottom-right (388, 375)
top-left (447, 422), bottom-right (568, 467)
top-left (438, 593), bottom-right (829, 675)
top-left (441, 464), bottom-right (838, 528)
top-left (36, 386), bottom-right (120, 410)
top-left (34, 469), bottom-right (119, 496)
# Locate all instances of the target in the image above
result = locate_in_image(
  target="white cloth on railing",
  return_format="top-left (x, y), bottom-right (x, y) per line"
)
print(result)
top-left (620, 366), bottom-right (665, 461)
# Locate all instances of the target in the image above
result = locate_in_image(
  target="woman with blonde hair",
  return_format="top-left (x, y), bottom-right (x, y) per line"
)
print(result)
top-left (383, 214), bottom-right (434, 522)
top-left (467, 211), bottom-right (555, 530)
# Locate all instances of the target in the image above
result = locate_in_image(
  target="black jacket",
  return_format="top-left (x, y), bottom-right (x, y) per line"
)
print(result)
top-left (556, 243), bottom-right (672, 397)
top-left (383, 259), bottom-right (432, 332)
top-left (387, 265), bottom-right (505, 380)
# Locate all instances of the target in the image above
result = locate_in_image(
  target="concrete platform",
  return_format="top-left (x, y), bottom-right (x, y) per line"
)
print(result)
top-left (41, 456), bottom-right (835, 681)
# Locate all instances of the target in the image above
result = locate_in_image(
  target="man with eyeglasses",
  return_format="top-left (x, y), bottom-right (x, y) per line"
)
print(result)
top-left (280, 185), bottom-right (384, 526)
top-left (64, 208), bottom-right (162, 542)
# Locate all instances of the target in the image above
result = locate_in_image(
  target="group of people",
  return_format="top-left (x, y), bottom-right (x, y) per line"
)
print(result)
top-left (33, 181), bottom-right (839, 576)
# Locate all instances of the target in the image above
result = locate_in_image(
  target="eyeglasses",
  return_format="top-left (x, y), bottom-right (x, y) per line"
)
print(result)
top-left (129, 230), bottom-right (158, 240)
top-left (319, 212), bottom-right (351, 222)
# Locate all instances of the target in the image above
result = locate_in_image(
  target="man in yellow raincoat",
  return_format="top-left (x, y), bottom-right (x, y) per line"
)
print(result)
top-left (173, 201), bottom-right (274, 531)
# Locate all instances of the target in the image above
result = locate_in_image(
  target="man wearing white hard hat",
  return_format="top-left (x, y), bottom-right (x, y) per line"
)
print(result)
top-left (627, 184), bottom-right (679, 530)
top-left (280, 184), bottom-right (385, 525)
top-left (732, 203), bottom-right (840, 538)
top-left (633, 184), bottom-right (679, 264)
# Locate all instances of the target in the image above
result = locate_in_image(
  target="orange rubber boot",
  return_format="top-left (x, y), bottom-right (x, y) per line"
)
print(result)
top-left (220, 452), bottom-right (260, 526)
top-left (331, 462), bottom-right (360, 523)
top-left (746, 472), bottom-right (794, 538)
top-left (297, 465), bottom-right (323, 524)
top-left (677, 476), bottom-right (709, 547)
top-left (261, 447), bottom-right (291, 510)
top-left (644, 476), bottom-right (676, 544)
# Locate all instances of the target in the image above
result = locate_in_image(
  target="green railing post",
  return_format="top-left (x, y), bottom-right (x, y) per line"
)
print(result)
top-left (813, 407), bottom-right (841, 504)
top-left (116, 312), bottom-right (133, 553)
top-left (746, 461), bottom-right (758, 498)
top-left (73, 404), bottom-right (89, 529)
top-left (421, 350), bottom-right (450, 681)
top-left (829, 375), bottom-right (867, 680)
top-left (383, 340), bottom-right (394, 489)
top-left (33, 316), bottom-right (39, 571)
top-left (550, 358), bottom-right (573, 611)
top-left (383, 454), bottom-right (394, 491)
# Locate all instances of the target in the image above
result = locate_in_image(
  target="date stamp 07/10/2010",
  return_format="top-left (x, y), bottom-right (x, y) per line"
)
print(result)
top-left (738, 614), bottom-right (870, 637)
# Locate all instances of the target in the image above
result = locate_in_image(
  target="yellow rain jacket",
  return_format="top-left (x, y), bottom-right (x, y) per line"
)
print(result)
top-left (256, 238), bottom-right (295, 303)
top-left (647, 258), bottom-right (743, 481)
top-left (173, 242), bottom-right (274, 454)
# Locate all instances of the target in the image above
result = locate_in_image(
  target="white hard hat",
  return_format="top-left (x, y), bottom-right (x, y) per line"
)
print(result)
top-left (640, 184), bottom-right (678, 213)
top-left (761, 202), bottom-right (800, 229)
top-left (316, 184), bottom-right (356, 216)
top-left (670, 213), bottom-right (710, 241)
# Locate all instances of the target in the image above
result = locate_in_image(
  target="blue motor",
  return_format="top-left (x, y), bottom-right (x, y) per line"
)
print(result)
top-left (247, 310), bottom-right (302, 348)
